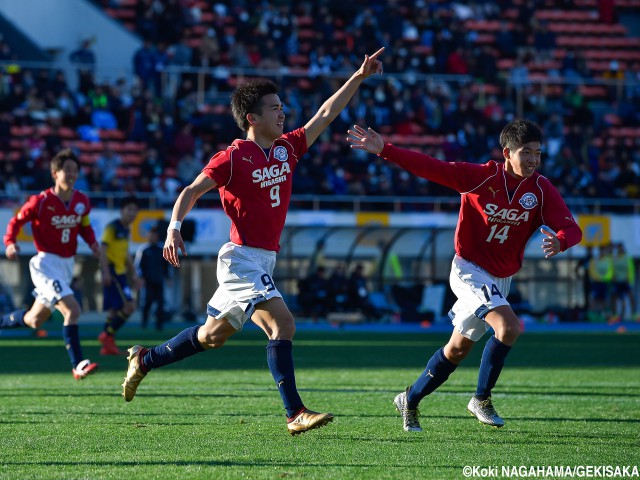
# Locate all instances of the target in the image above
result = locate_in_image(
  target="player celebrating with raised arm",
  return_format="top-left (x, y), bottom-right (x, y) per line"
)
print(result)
top-left (0, 148), bottom-right (101, 380)
top-left (121, 47), bottom-right (384, 435)
top-left (347, 120), bottom-right (582, 431)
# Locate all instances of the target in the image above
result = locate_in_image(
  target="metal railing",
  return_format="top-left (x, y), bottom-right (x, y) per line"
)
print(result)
top-left (0, 192), bottom-right (638, 214)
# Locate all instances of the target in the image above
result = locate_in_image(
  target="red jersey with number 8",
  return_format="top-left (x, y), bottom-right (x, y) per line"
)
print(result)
top-left (3, 188), bottom-right (97, 258)
top-left (203, 128), bottom-right (307, 252)
top-left (380, 144), bottom-right (582, 277)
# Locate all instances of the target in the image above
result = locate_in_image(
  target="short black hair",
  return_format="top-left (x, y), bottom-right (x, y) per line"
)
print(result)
top-left (499, 119), bottom-right (543, 151)
top-left (120, 196), bottom-right (140, 210)
top-left (230, 78), bottom-right (279, 132)
top-left (50, 148), bottom-right (80, 173)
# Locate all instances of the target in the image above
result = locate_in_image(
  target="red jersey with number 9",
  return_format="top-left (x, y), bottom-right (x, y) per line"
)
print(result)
top-left (202, 128), bottom-right (307, 252)
top-left (3, 188), bottom-right (97, 258)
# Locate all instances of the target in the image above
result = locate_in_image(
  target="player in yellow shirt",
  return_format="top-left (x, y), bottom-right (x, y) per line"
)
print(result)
top-left (98, 197), bottom-right (140, 354)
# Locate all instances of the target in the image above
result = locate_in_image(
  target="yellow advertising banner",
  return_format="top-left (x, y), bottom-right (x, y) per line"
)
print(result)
top-left (131, 210), bottom-right (166, 243)
top-left (355, 212), bottom-right (389, 226)
top-left (578, 215), bottom-right (611, 247)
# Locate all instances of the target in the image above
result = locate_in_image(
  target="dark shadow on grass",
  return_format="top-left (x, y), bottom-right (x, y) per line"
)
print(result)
top-left (508, 416), bottom-right (640, 423)
top-left (502, 390), bottom-right (640, 398)
top-left (1, 385), bottom-right (638, 400)
top-left (1, 460), bottom-right (448, 469)
top-left (2, 331), bottom-right (639, 375)
top-left (0, 390), bottom-right (242, 399)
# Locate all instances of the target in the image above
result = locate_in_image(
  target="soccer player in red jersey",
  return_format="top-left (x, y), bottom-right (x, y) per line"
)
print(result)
top-left (347, 120), bottom-right (582, 431)
top-left (121, 47), bottom-right (384, 435)
top-left (1, 149), bottom-right (101, 380)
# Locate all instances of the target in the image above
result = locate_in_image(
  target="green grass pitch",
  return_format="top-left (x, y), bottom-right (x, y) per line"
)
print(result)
top-left (0, 326), bottom-right (638, 479)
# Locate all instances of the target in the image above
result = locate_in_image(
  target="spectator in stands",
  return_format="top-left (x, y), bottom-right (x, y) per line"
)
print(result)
top-left (176, 154), bottom-right (203, 187)
top-left (445, 46), bottom-right (469, 75)
top-left (31, 152), bottom-right (54, 191)
top-left (473, 45), bottom-right (499, 84)
top-left (135, 225), bottom-right (168, 330)
top-left (170, 123), bottom-right (196, 165)
top-left (141, 147), bottom-right (164, 179)
top-left (494, 21), bottom-right (517, 59)
top-left (543, 112), bottom-right (564, 160)
top-left (348, 264), bottom-right (380, 320)
top-left (0, 39), bottom-right (14, 61)
top-left (297, 266), bottom-right (331, 321)
top-left (167, 36), bottom-right (193, 69)
top-left (328, 264), bottom-right (350, 312)
top-left (151, 173), bottom-right (181, 208)
top-left (135, 2), bottom-right (158, 41)
top-left (69, 38), bottom-right (96, 94)
top-left (133, 40), bottom-right (157, 92)
top-left (532, 21), bottom-right (556, 62)
top-left (509, 55), bottom-right (529, 88)
top-left (602, 60), bottom-right (626, 100)
top-left (96, 146), bottom-right (122, 190)
top-left (561, 49), bottom-right (591, 81)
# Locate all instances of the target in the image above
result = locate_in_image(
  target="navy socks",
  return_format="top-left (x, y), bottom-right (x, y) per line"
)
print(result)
top-left (406, 347), bottom-right (458, 409)
top-left (104, 310), bottom-right (128, 335)
top-left (139, 331), bottom-right (304, 417)
top-left (267, 340), bottom-right (303, 418)
top-left (476, 336), bottom-right (512, 399)
top-left (0, 309), bottom-right (27, 329)
top-left (142, 326), bottom-right (204, 370)
top-left (63, 325), bottom-right (83, 368)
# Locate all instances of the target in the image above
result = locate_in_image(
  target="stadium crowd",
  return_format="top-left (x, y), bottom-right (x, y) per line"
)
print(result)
top-left (1, 0), bottom-right (639, 206)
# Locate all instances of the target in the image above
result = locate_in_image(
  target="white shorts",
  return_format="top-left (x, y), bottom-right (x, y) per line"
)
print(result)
top-left (207, 242), bottom-right (282, 330)
top-left (448, 255), bottom-right (512, 342)
top-left (29, 252), bottom-right (75, 309)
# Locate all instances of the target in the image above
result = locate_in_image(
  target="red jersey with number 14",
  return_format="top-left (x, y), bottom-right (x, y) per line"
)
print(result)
top-left (202, 128), bottom-right (307, 252)
top-left (3, 188), bottom-right (97, 258)
top-left (380, 144), bottom-right (582, 277)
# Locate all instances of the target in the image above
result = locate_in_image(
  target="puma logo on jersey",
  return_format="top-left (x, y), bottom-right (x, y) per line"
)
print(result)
top-left (47, 206), bottom-right (56, 211)
top-left (488, 186), bottom-right (500, 198)
top-left (426, 370), bottom-right (434, 378)
top-left (242, 156), bottom-right (253, 164)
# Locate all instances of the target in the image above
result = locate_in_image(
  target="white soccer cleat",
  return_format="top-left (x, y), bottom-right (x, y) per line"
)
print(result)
top-left (467, 396), bottom-right (505, 428)
top-left (393, 389), bottom-right (422, 432)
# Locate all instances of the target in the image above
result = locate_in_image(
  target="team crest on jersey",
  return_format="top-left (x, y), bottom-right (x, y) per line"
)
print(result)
top-left (273, 146), bottom-right (288, 162)
top-left (74, 202), bottom-right (86, 215)
top-left (519, 193), bottom-right (538, 210)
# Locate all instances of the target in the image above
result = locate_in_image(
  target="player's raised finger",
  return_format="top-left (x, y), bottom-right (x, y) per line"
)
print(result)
top-left (369, 47), bottom-right (385, 59)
